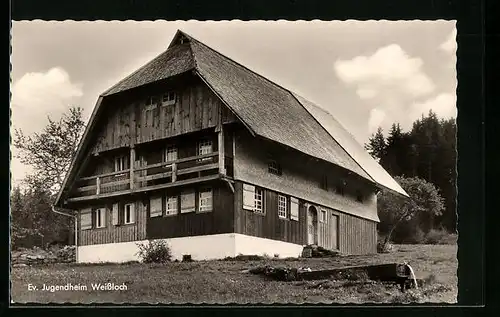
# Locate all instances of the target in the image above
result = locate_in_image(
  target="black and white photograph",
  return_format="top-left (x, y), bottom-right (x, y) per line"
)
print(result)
top-left (10, 20), bottom-right (457, 304)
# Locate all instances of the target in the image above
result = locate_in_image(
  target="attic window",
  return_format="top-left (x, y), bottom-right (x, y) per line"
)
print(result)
top-left (162, 92), bottom-right (176, 106)
top-left (268, 159), bottom-right (282, 176)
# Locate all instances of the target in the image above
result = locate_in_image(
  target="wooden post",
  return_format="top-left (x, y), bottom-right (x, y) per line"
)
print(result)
top-left (130, 146), bottom-right (135, 190)
top-left (172, 162), bottom-right (177, 182)
top-left (96, 177), bottom-right (101, 195)
top-left (218, 124), bottom-right (225, 175)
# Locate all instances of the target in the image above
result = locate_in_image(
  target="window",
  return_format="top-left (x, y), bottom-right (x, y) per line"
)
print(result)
top-left (268, 160), bottom-right (282, 176)
top-left (146, 96), bottom-right (159, 106)
top-left (165, 196), bottom-right (178, 216)
top-left (80, 208), bottom-right (92, 230)
top-left (243, 184), bottom-right (264, 214)
top-left (198, 188), bottom-right (213, 212)
top-left (320, 175), bottom-right (328, 190)
top-left (320, 209), bottom-right (327, 223)
top-left (181, 190), bottom-right (196, 213)
top-left (114, 156), bottom-right (128, 172)
top-left (356, 190), bottom-right (364, 203)
top-left (278, 195), bottom-right (287, 219)
top-left (150, 196), bottom-right (163, 217)
top-left (290, 197), bottom-right (299, 221)
top-left (124, 203), bottom-right (135, 224)
top-left (198, 139), bottom-right (213, 162)
top-left (162, 92), bottom-right (176, 106)
top-left (164, 146), bottom-right (178, 163)
top-left (95, 208), bottom-right (106, 228)
top-left (254, 188), bottom-right (264, 214)
top-left (144, 97), bottom-right (157, 128)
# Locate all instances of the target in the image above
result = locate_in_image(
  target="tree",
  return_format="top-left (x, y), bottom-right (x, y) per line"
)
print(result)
top-left (13, 106), bottom-right (86, 194)
top-left (11, 107), bottom-right (86, 248)
top-left (364, 127), bottom-right (386, 161)
top-left (378, 176), bottom-right (445, 246)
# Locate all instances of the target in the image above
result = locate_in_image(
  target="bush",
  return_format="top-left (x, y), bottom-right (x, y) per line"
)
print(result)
top-left (407, 226), bottom-right (426, 244)
top-left (136, 240), bottom-right (172, 263)
top-left (425, 228), bottom-right (457, 245)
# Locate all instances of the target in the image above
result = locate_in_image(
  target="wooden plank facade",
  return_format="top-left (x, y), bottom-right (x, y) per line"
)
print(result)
top-left (232, 181), bottom-right (377, 254)
top-left (90, 75), bottom-right (236, 155)
top-left (78, 200), bottom-right (147, 246)
top-left (146, 182), bottom-right (234, 239)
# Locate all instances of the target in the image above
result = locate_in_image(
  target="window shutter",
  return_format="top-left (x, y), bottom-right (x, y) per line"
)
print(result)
top-left (91, 209), bottom-right (97, 228)
top-left (243, 184), bottom-right (255, 211)
top-left (181, 190), bottom-right (196, 213)
top-left (290, 197), bottom-right (299, 221)
top-left (112, 203), bottom-right (119, 225)
top-left (150, 197), bottom-right (162, 217)
top-left (101, 208), bottom-right (107, 227)
top-left (129, 203), bottom-right (136, 223)
top-left (80, 208), bottom-right (92, 230)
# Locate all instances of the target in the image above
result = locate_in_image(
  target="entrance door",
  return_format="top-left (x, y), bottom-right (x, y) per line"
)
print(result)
top-left (307, 206), bottom-right (318, 245)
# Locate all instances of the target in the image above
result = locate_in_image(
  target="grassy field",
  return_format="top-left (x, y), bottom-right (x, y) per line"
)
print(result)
top-left (10, 244), bottom-right (457, 304)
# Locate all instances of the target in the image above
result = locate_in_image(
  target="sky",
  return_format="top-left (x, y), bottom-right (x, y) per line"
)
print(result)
top-left (10, 20), bottom-right (457, 185)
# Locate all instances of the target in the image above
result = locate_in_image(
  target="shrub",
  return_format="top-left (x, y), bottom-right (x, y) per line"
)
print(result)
top-left (136, 240), bottom-right (172, 263)
top-left (407, 226), bottom-right (426, 244)
top-left (425, 228), bottom-right (457, 245)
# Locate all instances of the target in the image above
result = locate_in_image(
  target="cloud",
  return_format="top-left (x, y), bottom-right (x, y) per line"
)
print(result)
top-left (368, 108), bottom-right (386, 133)
top-left (410, 93), bottom-right (457, 119)
top-left (11, 67), bottom-right (83, 132)
top-left (440, 29), bottom-right (457, 54)
top-left (334, 44), bottom-right (435, 100)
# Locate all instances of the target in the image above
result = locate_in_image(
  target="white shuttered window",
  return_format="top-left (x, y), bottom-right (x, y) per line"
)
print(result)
top-left (95, 208), bottom-right (106, 228)
top-left (199, 188), bottom-right (213, 212)
top-left (278, 195), bottom-right (287, 219)
top-left (165, 196), bottom-right (178, 215)
top-left (124, 203), bottom-right (135, 224)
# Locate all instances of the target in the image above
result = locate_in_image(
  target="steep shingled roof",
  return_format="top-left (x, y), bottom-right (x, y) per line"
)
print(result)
top-left (102, 42), bottom-right (195, 96)
top-left (293, 93), bottom-right (408, 197)
top-left (56, 30), bottom-right (408, 207)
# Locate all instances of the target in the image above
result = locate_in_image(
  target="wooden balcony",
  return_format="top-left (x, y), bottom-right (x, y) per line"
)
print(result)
top-left (69, 152), bottom-right (232, 202)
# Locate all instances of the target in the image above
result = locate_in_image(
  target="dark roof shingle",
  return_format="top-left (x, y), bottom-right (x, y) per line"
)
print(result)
top-left (102, 42), bottom-right (195, 96)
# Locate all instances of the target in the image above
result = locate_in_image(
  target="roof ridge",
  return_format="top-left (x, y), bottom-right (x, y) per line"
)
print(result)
top-left (180, 31), bottom-right (299, 96)
top-left (101, 32), bottom-right (193, 96)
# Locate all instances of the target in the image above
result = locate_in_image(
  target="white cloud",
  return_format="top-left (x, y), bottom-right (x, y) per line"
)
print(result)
top-left (11, 67), bottom-right (83, 132)
top-left (410, 93), bottom-right (457, 119)
top-left (368, 108), bottom-right (386, 133)
top-left (356, 87), bottom-right (378, 100)
top-left (334, 44), bottom-right (435, 100)
top-left (440, 29), bottom-right (457, 54)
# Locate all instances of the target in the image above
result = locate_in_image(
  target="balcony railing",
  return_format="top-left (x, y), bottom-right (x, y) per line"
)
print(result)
top-left (70, 152), bottom-right (231, 201)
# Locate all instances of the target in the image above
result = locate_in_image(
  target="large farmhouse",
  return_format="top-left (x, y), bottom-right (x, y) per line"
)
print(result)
top-left (54, 30), bottom-right (408, 263)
